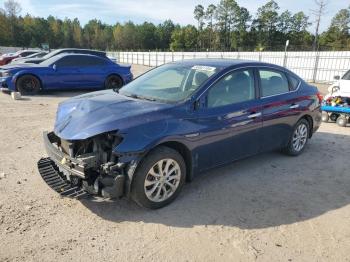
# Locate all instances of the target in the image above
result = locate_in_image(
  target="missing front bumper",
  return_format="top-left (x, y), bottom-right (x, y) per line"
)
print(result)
top-left (37, 157), bottom-right (89, 199)
top-left (40, 131), bottom-right (127, 199)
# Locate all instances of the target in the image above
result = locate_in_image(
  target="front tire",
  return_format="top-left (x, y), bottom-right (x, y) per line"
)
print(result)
top-left (321, 112), bottom-right (329, 122)
top-left (283, 119), bottom-right (310, 156)
top-left (16, 75), bottom-right (41, 95)
top-left (131, 146), bottom-right (186, 209)
top-left (336, 116), bottom-right (347, 127)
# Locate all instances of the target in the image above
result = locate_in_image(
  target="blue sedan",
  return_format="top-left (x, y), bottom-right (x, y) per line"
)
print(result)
top-left (38, 59), bottom-right (322, 209)
top-left (0, 53), bottom-right (133, 94)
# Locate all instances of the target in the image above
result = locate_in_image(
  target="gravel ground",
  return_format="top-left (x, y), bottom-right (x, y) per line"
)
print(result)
top-left (1, 65), bottom-right (350, 262)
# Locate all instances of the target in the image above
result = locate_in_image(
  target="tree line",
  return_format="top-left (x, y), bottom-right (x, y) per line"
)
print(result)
top-left (0, 0), bottom-right (349, 51)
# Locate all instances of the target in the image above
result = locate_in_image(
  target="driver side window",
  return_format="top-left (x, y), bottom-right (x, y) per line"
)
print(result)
top-left (207, 69), bottom-right (255, 108)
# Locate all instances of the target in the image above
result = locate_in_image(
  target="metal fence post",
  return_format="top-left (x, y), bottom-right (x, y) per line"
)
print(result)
top-left (136, 52), bottom-right (139, 65)
top-left (312, 51), bottom-right (320, 83)
top-left (131, 52), bottom-right (134, 64)
top-left (163, 52), bottom-right (166, 64)
top-left (172, 51), bottom-right (174, 62)
top-left (283, 50), bottom-right (288, 67)
top-left (127, 53), bottom-right (129, 63)
top-left (182, 52), bottom-right (184, 60)
top-left (259, 51), bottom-right (262, 62)
top-left (156, 52), bottom-right (158, 67)
top-left (143, 53), bottom-right (145, 65)
top-left (149, 51), bottom-right (151, 66)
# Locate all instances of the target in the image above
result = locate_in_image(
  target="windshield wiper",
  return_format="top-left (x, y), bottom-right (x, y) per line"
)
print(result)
top-left (125, 93), bottom-right (157, 102)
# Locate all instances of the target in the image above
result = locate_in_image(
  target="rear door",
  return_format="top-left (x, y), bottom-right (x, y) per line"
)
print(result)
top-left (193, 68), bottom-right (263, 170)
top-left (76, 56), bottom-right (109, 88)
top-left (258, 68), bottom-right (302, 152)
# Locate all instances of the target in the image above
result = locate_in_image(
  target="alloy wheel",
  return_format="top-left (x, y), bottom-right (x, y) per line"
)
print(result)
top-left (292, 123), bottom-right (308, 152)
top-left (144, 158), bottom-right (181, 203)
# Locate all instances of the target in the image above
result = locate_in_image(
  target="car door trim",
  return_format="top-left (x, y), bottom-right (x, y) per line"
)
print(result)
top-left (197, 65), bottom-right (301, 102)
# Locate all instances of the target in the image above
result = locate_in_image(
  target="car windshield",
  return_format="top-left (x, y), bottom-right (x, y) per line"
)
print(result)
top-left (119, 63), bottom-right (220, 103)
top-left (342, 70), bottom-right (350, 80)
top-left (42, 50), bottom-right (62, 60)
top-left (39, 55), bottom-right (62, 66)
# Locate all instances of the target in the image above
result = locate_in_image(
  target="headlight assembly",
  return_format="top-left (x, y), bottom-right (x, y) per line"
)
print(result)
top-left (2, 71), bottom-right (12, 77)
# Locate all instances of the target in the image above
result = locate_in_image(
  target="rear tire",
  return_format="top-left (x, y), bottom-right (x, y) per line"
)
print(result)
top-left (283, 119), bottom-right (310, 156)
top-left (105, 75), bottom-right (123, 90)
top-left (336, 116), bottom-right (347, 127)
top-left (16, 75), bottom-right (41, 95)
top-left (131, 146), bottom-right (186, 209)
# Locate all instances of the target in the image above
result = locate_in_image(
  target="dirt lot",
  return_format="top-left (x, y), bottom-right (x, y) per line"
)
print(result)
top-left (1, 65), bottom-right (350, 262)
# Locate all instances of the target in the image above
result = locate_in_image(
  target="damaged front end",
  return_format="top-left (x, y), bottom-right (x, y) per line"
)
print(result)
top-left (38, 131), bottom-right (133, 199)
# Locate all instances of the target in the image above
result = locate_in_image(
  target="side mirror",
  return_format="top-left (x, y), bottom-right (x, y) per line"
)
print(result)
top-left (52, 64), bottom-right (57, 71)
top-left (334, 75), bottom-right (340, 80)
top-left (193, 99), bottom-right (201, 111)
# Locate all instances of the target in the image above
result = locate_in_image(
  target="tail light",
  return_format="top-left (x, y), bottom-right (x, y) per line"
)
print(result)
top-left (316, 92), bottom-right (323, 104)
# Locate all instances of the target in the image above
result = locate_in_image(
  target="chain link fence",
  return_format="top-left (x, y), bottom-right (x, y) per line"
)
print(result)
top-left (108, 51), bottom-right (350, 83)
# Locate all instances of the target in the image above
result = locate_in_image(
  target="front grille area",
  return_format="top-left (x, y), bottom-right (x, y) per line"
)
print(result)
top-left (37, 157), bottom-right (89, 199)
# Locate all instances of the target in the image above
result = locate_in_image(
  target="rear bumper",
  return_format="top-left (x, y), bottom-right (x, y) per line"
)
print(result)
top-left (312, 108), bottom-right (322, 134)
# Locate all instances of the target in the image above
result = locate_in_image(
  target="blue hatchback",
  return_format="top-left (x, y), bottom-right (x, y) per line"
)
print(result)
top-left (0, 53), bottom-right (132, 94)
top-left (38, 59), bottom-right (322, 209)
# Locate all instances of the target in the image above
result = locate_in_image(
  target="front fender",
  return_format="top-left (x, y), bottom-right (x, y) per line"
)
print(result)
top-left (113, 120), bottom-right (196, 196)
top-left (12, 71), bottom-right (43, 90)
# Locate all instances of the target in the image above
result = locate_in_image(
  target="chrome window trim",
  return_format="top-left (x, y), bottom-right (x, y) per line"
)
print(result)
top-left (258, 68), bottom-right (300, 99)
top-left (197, 65), bottom-right (301, 101)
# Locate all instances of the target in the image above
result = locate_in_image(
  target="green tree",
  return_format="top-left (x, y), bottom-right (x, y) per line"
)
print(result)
top-left (320, 7), bottom-right (350, 50)
top-left (156, 20), bottom-right (175, 50)
top-left (215, 0), bottom-right (240, 50)
top-left (138, 22), bottom-right (157, 50)
top-left (205, 4), bottom-right (217, 50)
top-left (253, 0), bottom-right (280, 48)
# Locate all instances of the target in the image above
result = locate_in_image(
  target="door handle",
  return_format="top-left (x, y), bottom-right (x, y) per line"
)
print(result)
top-left (247, 112), bottom-right (262, 119)
top-left (290, 104), bottom-right (300, 109)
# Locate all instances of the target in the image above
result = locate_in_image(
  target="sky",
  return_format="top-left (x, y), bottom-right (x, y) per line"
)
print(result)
top-left (0, 0), bottom-right (348, 32)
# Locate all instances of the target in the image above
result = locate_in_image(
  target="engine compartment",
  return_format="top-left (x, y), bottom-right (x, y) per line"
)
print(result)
top-left (46, 131), bottom-right (126, 198)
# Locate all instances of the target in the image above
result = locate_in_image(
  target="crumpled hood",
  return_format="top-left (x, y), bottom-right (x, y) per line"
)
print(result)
top-left (54, 90), bottom-right (173, 140)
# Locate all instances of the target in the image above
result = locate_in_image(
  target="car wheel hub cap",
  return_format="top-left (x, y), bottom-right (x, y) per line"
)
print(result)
top-left (292, 124), bottom-right (307, 152)
top-left (144, 158), bottom-right (181, 202)
top-left (24, 79), bottom-right (34, 90)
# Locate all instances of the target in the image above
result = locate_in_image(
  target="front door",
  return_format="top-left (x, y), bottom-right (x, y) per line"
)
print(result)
top-left (193, 68), bottom-right (263, 171)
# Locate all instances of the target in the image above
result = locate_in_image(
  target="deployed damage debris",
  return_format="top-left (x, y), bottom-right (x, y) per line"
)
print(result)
top-left (39, 131), bottom-right (126, 199)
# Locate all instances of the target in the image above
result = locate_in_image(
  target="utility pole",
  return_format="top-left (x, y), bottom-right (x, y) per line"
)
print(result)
top-left (311, 0), bottom-right (328, 51)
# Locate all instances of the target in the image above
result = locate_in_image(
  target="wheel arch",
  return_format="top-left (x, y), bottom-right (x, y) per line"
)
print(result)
top-left (15, 73), bottom-right (43, 91)
top-left (105, 73), bottom-right (124, 85)
top-left (156, 141), bottom-right (193, 182)
top-left (299, 114), bottom-right (313, 138)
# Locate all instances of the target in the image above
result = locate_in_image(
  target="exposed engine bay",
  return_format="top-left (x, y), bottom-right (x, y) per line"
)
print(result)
top-left (42, 131), bottom-right (128, 199)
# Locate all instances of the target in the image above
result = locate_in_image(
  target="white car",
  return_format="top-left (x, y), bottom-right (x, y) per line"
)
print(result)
top-left (328, 71), bottom-right (350, 97)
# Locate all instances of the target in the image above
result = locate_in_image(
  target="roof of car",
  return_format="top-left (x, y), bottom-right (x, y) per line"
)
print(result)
top-left (56, 48), bottom-right (106, 54)
top-left (172, 58), bottom-right (279, 68)
top-left (56, 53), bottom-right (105, 58)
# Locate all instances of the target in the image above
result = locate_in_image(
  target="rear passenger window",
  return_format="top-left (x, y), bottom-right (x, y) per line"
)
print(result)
top-left (288, 75), bottom-right (300, 91)
top-left (259, 70), bottom-right (289, 97)
top-left (80, 56), bottom-right (107, 66)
